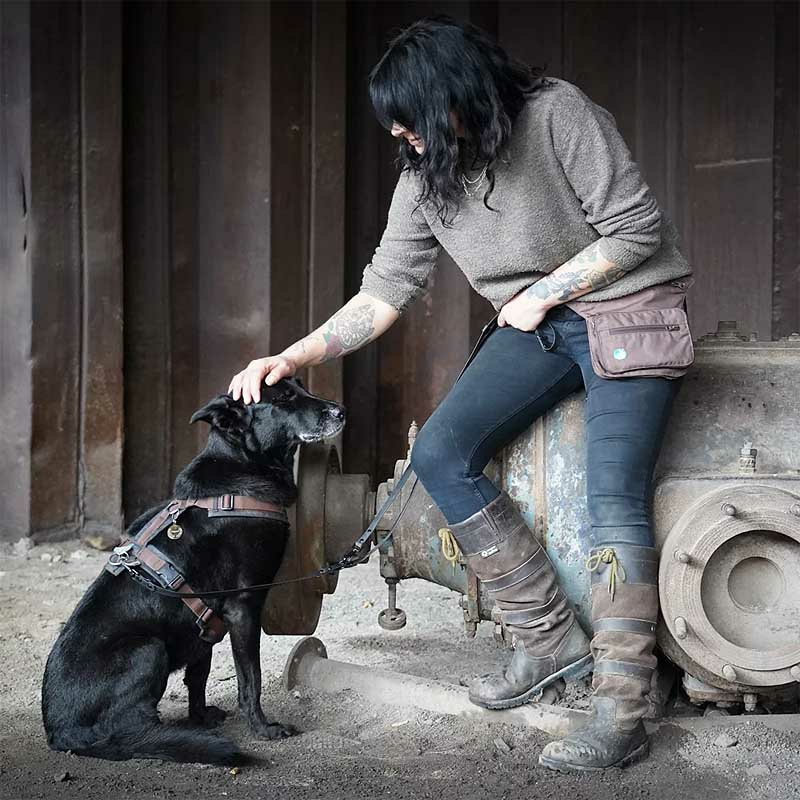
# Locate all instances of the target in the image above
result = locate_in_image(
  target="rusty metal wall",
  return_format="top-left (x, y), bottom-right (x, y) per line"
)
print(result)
top-left (122, 2), bottom-right (276, 521)
top-left (122, 1), bottom-right (347, 523)
top-left (1, 1), bottom-right (797, 541)
top-left (0, 0), bottom-right (33, 541)
top-left (0, 1), bottom-right (124, 543)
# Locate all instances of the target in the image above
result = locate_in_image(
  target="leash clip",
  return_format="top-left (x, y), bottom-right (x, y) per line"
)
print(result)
top-left (108, 542), bottom-right (141, 571)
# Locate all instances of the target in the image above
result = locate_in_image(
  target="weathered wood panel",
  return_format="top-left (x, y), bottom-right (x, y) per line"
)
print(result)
top-left (195, 2), bottom-right (272, 405)
top-left (684, 1), bottom-right (774, 340)
top-left (636, 2), bottom-right (685, 233)
top-left (498, 0), bottom-right (562, 77)
top-left (6, 0), bottom-right (792, 537)
top-left (343, 1), bottom-right (385, 478)
top-left (123, 1), bottom-right (172, 520)
top-left (0, 1), bottom-right (33, 541)
top-left (123, 1), bottom-right (275, 522)
top-left (29, 1), bottom-right (82, 537)
top-left (168, 3), bottom-right (202, 470)
top-left (80, 1), bottom-right (124, 539)
top-left (268, 1), bottom-right (310, 363)
top-left (772, 0), bottom-right (800, 338)
top-left (563, 1), bottom-right (639, 144)
top-left (308, 0), bottom-right (347, 404)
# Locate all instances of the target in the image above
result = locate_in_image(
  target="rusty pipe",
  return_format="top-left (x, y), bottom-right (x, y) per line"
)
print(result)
top-left (282, 636), bottom-right (589, 737)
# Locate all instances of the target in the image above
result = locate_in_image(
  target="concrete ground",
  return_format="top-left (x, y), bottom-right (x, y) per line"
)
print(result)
top-left (1, 538), bottom-right (798, 800)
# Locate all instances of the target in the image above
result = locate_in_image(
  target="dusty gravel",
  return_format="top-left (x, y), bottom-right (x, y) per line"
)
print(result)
top-left (1, 538), bottom-right (797, 799)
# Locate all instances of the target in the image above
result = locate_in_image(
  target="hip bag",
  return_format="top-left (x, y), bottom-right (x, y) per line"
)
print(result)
top-left (568, 276), bottom-right (696, 380)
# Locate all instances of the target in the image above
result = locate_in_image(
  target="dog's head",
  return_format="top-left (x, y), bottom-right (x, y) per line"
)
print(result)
top-left (190, 377), bottom-right (346, 457)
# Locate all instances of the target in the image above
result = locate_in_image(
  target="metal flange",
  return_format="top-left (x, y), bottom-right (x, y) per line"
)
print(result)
top-left (262, 442), bottom-right (372, 635)
top-left (659, 483), bottom-right (800, 689)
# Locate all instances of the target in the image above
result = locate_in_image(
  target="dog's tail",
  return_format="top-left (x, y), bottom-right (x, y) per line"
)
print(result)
top-left (68, 724), bottom-right (251, 766)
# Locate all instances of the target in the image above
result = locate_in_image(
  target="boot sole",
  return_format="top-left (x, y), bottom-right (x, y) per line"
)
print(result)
top-left (537, 738), bottom-right (650, 773)
top-left (470, 653), bottom-right (594, 711)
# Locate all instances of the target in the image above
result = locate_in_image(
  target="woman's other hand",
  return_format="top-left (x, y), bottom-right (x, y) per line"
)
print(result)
top-left (228, 355), bottom-right (298, 404)
top-left (497, 290), bottom-right (553, 332)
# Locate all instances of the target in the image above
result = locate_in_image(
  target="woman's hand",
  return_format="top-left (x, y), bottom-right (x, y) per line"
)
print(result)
top-left (228, 355), bottom-right (298, 405)
top-left (497, 290), bottom-right (553, 332)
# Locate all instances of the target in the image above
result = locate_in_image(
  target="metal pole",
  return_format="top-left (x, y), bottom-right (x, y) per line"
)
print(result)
top-left (283, 637), bottom-right (591, 737)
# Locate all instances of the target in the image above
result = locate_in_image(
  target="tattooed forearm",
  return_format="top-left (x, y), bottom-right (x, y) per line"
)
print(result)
top-left (319, 303), bottom-right (376, 359)
top-left (525, 241), bottom-right (627, 305)
top-left (281, 300), bottom-right (379, 366)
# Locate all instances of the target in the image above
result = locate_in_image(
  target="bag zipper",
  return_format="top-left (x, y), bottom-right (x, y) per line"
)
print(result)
top-left (608, 323), bottom-right (681, 334)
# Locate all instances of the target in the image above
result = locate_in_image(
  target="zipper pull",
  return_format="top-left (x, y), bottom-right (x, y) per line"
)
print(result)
top-left (666, 324), bottom-right (680, 331)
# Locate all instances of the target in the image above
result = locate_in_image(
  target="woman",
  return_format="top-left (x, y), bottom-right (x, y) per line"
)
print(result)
top-left (228, 16), bottom-right (694, 772)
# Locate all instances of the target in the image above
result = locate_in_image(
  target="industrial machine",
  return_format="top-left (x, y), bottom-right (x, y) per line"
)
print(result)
top-left (263, 321), bottom-right (800, 713)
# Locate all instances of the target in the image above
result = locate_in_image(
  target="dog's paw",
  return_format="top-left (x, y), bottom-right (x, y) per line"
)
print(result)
top-left (254, 722), bottom-right (299, 740)
top-left (188, 705), bottom-right (228, 728)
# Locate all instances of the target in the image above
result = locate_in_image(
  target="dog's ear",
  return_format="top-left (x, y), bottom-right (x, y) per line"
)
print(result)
top-left (190, 395), bottom-right (243, 429)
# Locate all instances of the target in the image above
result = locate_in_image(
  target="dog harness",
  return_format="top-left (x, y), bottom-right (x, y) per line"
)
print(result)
top-left (105, 495), bottom-right (288, 644)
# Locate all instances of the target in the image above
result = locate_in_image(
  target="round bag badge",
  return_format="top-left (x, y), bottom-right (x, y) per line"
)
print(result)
top-left (613, 347), bottom-right (627, 361)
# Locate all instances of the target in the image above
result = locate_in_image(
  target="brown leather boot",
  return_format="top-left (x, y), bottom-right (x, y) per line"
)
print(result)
top-left (538, 543), bottom-right (659, 772)
top-left (448, 492), bottom-right (593, 710)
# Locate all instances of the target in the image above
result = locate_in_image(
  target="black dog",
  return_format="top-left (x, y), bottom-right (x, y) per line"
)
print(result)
top-left (42, 378), bottom-right (345, 765)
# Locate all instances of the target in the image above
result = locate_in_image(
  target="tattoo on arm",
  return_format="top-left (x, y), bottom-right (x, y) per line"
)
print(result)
top-left (525, 241), bottom-right (627, 305)
top-left (284, 301), bottom-right (377, 366)
top-left (281, 300), bottom-right (378, 367)
top-left (320, 303), bottom-right (376, 359)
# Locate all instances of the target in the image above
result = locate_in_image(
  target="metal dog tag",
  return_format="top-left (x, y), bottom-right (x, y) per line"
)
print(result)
top-left (167, 523), bottom-right (183, 540)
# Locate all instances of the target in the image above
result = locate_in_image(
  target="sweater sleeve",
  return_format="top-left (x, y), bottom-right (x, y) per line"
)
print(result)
top-left (359, 171), bottom-right (441, 313)
top-left (551, 87), bottom-right (662, 272)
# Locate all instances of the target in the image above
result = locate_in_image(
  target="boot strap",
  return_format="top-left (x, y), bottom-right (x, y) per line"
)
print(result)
top-left (592, 618), bottom-right (656, 635)
top-left (500, 588), bottom-right (566, 627)
top-left (588, 546), bottom-right (658, 592)
top-left (593, 660), bottom-right (653, 681)
top-left (448, 493), bottom-right (527, 555)
top-left (453, 522), bottom-right (515, 556)
top-left (481, 547), bottom-right (549, 593)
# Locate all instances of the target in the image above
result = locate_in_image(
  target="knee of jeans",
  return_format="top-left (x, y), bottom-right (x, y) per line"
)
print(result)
top-left (409, 418), bottom-right (462, 488)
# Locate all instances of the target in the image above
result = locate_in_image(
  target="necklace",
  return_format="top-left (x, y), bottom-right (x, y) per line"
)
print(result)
top-left (460, 164), bottom-right (488, 197)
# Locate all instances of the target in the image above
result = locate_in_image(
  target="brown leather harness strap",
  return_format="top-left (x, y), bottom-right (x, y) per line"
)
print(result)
top-left (106, 495), bottom-right (287, 644)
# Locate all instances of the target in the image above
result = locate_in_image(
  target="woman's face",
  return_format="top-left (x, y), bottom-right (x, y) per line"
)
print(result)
top-left (390, 122), bottom-right (425, 153)
top-left (390, 112), bottom-right (465, 154)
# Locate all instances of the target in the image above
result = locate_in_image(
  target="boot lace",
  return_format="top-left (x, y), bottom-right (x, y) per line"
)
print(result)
top-left (438, 527), bottom-right (461, 573)
top-left (585, 547), bottom-right (626, 600)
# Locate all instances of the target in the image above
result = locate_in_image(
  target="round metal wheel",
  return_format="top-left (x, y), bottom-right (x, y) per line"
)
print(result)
top-left (659, 483), bottom-right (800, 690)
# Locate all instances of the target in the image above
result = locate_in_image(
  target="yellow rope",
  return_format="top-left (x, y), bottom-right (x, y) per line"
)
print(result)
top-left (438, 528), bottom-right (461, 572)
top-left (585, 547), bottom-right (626, 600)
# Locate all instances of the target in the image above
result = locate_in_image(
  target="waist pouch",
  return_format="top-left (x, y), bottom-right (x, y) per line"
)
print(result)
top-left (567, 276), bottom-right (696, 380)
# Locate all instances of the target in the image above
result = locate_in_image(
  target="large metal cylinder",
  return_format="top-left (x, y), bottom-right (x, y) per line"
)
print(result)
top-left (265, 321), bottom-right (800, 709)
top-left (374, 321), bottom-right (800, 706)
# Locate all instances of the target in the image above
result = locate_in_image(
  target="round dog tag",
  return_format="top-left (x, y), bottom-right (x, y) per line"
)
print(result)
top-left (612, 347), bottom-right (628, 361)
top-left (167, 523), bottom-right (183, 540)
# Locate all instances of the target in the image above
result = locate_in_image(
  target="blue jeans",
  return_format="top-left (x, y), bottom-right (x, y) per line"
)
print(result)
top-left (409, 304), bottom-right (682, 547)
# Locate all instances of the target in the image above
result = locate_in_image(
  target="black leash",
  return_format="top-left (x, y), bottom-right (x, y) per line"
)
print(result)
top-left (118, 313), bottom-right (498, 602)
top-left (117, 472), bottom-right (419, 600)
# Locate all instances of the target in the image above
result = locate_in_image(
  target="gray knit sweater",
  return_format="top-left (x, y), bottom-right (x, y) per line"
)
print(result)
top-left (359, 77), bottom-right (693, 313)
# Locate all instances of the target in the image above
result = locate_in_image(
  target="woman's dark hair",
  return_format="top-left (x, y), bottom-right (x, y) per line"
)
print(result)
top-left (369, 15), bottom-right (551, 226)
